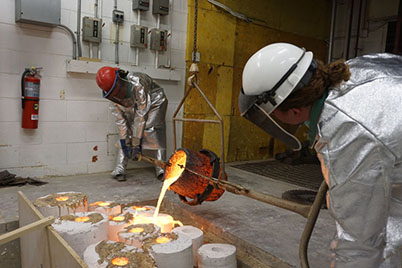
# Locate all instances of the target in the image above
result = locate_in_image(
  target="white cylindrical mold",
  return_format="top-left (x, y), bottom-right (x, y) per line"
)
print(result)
top-left (84, 240), bottom-right (157, 268)
top-left (108, 213), bottom-right (133, 241)
top-left (52, 212), bottom-right (108, 259)
top-left (153, 213), bottom-right (182, 233)
top-left (198, 243), bottom-right (237, 268)
top-left (33, 192), bottom-right (88, 218)
top-left (150, 231), bottom-right (193, 268)
top-left (118, 223), bottom-right (161, 247)
top-left (88, 201), bottom-right (121, 216)
top-left (173, 225), bottom-right (204, 266)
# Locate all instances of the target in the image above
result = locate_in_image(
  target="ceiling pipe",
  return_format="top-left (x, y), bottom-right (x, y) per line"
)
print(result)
top-left (328, 0), bottom-right (337, 63)
top-left (354, 0), bottom-right (364, 57)
top-left (393, 0), bottom-right (402, 54)
top-left (345, 0), bottom-right (355, 60)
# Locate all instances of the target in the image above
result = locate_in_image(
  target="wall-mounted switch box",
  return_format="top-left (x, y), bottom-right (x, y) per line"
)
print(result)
top-left (130, 25), bottom-right (148, 48)
top-left (15, 0), bottom-right (61, 26)
top-left (133, 0), bottom-right (149, 11)
top-left (152, 0), bottom-right (169, 15)
top-left (112, 9), bottom-right (124, 24)
top-left (82, 17), bottom-right (102, 43)
top-left (150, 28), bottom-right (168, 51)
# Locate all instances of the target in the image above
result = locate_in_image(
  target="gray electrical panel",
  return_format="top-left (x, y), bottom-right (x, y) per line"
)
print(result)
top-left (15, 0), bottom-right (61, 26)
top-left (150, 29), bottom-right (168, 51)
top-left (152, 0), bottom-right (169, 15)
top-left (133, 0), bottom-right (150, 11)
top-left (112, 10), bottom-right (124, 24)
top-left (82, 17), bottom-right (102, 43)
top-left (130, 25), bottom-right (148, 49)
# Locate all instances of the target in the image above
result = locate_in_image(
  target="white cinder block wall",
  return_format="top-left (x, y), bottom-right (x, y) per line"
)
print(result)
top-left (0, 0), bottom-right (188, 177)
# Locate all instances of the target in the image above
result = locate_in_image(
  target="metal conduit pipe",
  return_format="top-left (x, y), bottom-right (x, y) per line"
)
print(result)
top-left (97, 0), bottom-right (102, 59)
top-left (95, 0), bottom-right (99, 18)
top-left (345, 0), bottom-right (354, 60)
top-left (166, 0), bottom-right (172, 68)
top-left (135, 9), bottom-right (141, 66)
top-left (327, 0), bottom-right (337, 63)
top-left (114, 0), bottom-right (119, 64)
top-left (155, 14), bottom-right (160, 68)
top-left (89, 43), bottom-right (93, 58)
top-left (76, 0), bottom-right (82, 57)
top-left (115, 23), bottom-right (120, 64)
top-left (57, 24), bottom-right (77, 59)
top-left (354, 0), bottom-right (364, 57)
top-left (394, 0), bottom-right (402, 54)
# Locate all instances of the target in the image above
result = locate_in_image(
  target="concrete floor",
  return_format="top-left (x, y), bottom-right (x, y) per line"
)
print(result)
top-left (0, 160), bottom-right (336, 268)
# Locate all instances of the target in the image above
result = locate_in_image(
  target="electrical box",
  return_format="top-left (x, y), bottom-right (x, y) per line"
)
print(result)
top-left (133, 0), bottom-right (149, 11)
top-left (150, 29), bottom-right (168, 51)
top-left (112, 9), bottom-right (124, 24)
top-left (82, 17), bottom-right (102, 43)
top-left (152, 0), bottom-right (169, 15)
top-left (130, 25), bottom-right (148, 49)
top-left (15, 0), bottom-right (61, 26)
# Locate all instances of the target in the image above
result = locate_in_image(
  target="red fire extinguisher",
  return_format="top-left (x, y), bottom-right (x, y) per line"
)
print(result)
top-left (21, 67), bottom-right (41, 129)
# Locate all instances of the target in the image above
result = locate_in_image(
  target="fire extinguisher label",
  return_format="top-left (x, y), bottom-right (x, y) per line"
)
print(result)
top-left (25, 82), bottom-right (40, 97)
top-left (31, 114), bottom-right (39, 120)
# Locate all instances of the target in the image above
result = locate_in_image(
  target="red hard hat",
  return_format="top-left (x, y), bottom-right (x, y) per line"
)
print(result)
top-left (96, 66), bottom-right (119, 92)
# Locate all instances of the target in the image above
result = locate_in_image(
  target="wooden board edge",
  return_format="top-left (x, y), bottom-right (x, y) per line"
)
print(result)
top-left (18, 191), bottom-right (45, 220)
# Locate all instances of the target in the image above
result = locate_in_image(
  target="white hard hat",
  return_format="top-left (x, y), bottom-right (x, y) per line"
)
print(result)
top-left (239, 43), bottom-right (317, 150)
top-left (242, 43), bottom-right (314, 114)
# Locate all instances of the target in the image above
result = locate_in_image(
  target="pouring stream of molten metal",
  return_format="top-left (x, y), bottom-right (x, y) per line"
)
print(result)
top-left (153, 151), bottom-right (187, 223)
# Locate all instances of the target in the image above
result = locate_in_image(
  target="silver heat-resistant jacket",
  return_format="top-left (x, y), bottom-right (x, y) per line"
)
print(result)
top-left (112, 72), bottom-right (167, 177)
top-left (314, 54), bottom-right (402, 267)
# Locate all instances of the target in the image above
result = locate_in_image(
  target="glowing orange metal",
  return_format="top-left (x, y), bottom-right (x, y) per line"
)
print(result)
top-left (55, 196), bottom-right (69, 202)
top-left (112, 216), bottom-right (125, 222)
top-left (129, 227), bottom-right (144, 233)
top-left (155, 236), bottom-right (170, 244)
top-left (165, 150), bottom-right (186, 183)
top-left (111, 257), bottom-right (129, 266)
top-left (90, 201), bottom-right (110, 207)
top-left (132, 206), bottom-right (151, 211)
top-left (74, 216), bottom-right (90, 222)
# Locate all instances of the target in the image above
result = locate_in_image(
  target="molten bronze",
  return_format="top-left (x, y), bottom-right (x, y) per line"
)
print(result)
top-left (165, 148), bottom-right (227, 205)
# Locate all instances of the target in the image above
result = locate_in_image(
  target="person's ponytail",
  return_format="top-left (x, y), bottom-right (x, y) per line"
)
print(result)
top-left (276, 59), bottom-right (350, 111)
top-left (325, 59), bottom-right (351, 88)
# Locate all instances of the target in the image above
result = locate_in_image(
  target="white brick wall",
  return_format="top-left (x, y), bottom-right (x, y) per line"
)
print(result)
top-left (0, 0), bottom-right (188, 177)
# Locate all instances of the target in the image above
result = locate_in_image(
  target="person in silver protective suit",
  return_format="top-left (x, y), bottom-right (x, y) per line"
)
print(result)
top-left (239, 42), bottom-right (402, 267)
top-left (96, 66), bottom-right (167, 181)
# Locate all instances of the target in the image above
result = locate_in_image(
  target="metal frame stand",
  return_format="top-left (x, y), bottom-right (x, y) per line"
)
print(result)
top-left (172, 64), bottom-right (225, 175)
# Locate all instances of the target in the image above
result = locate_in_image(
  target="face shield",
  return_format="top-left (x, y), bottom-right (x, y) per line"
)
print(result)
top-left (102, 70), bottom-right (135, 107)
top-left (239, 91), bottom-right (303, 150)
top-left (239, 44), bottom-right (317, 150)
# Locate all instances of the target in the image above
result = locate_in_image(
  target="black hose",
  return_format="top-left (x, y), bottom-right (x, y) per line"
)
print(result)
top-left (21, 69), bottom-right (30, 109)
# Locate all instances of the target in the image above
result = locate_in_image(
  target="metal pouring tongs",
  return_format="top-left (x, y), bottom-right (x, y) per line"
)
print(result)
top-left (137, 152), bottom-right (328, 268)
